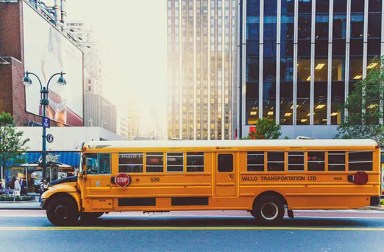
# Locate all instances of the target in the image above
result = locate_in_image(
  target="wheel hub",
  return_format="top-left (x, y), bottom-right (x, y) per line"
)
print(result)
top-left (55, 205), bottom-right (69, 219)
top-left (261, 202), bottom-right (278, 220)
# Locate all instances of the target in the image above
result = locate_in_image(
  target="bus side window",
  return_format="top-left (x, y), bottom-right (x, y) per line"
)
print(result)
top-left (267, 152), bottom-right (284, 171)
top-left (307, 152), bottom-right (325, 171)
top-left (348, 151), bottom-right (373, 171)
top-left (86, 154), bottom-right (98, 174)
top-left (99, 154), bottom-right (111, 174)
top-left (146, 152), bottom-right (164, 172)
top-left (119, 153), bottom-right (143, 173)
top-left (247, 152), bottom-right (264, 172)
top-left (328, 151), bottom-right (346, 171)
top-left (218, 154), bottom-right (233, 172)
top-left (167, 153), bottom-right (184, 172)
top-left (187, 152), bottom-right (204, 172)
top-left (288, 152), bottom-right (304, 171)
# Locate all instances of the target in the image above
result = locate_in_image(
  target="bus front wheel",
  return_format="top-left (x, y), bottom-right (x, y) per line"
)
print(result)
top-left (251, 196), bottom-right (284, 224)
top-left (47, 196), bottom-right (79, 226)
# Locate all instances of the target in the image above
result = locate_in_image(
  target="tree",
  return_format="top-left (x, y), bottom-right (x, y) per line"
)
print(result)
top-left (336, 58), bottom-right (384, 145)
top-left (0, 112), bottom-right (29, 180)
top-left (243, 118), bottom-right (282, 139)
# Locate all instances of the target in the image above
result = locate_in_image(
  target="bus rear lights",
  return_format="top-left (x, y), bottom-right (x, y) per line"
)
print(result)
top-left (348, 171), bottom-right (368, 185)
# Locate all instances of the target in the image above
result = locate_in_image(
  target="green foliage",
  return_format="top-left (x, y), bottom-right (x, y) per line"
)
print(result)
top-left (243, 118), bottom-right (282, 139)
top-left (0, 195), bottom-right (34, 201)
top-left (336, 57), bottom-right (384, 146)
top-left (0, 112), bottom-right (30, 179)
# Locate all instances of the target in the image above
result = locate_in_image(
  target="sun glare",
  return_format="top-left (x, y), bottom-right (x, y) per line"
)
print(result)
top-left (66, 0), bottom-right (167, 135)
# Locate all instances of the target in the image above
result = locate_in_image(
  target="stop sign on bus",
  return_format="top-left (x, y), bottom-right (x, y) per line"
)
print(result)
top-left (115, 173), bottom-right (131, 187)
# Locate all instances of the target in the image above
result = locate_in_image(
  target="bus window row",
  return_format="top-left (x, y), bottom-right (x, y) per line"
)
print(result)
top-left (247, 151), bottom-right (373, 172)
top-left (118, 152), bottom-right (205, 173)
top-left (86, 152), bottom-right (205, 174)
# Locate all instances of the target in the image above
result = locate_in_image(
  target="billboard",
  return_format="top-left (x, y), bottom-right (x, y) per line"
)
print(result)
top-left (23, 2), bottom-right (83, 126)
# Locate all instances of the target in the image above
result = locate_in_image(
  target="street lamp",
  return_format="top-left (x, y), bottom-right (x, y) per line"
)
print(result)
top-left (22, 71), bottom-right (66, 181)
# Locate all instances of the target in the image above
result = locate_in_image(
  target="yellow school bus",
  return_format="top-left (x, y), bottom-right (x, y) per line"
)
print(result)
top-left (41, 139), bottom-right (381, 226)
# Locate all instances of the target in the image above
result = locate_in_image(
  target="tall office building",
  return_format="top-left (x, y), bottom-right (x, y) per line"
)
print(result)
top-left (167, 0), bottom-right (239, 140)
top-left (241, 0), bottom-right (383, 138)
top-left (66, 21), bottom-right (117, 133)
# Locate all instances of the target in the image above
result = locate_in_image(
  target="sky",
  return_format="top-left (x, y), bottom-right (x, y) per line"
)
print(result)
top-left (64, 0), bottom-right (168, 134)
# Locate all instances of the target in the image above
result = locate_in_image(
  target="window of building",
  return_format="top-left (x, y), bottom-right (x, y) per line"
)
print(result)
top-left (247, 152), bottom-right (264, 171)
top-left (297, 82), bottom-right (310, 125)
top-left (167, 153), bottom-right (184, 172)
top-left (187, 152), bottom-right (204, 172)
top-left (280, 82), bottom-right (293, 125)
top-left (308, 152), bottom-right (325, 171)
top-left (267, 152), bottom-right (285, 171)
top-left (288, 152), bottom-right (304, 171)
top-left (348, 152), bottom-right (373, 171)
top-left (146, 152), bottom-right (164, 172)
top-left (331, 81), bottom-right (344, 125)
top-left (314, 82), bottom-right (327, 125)
top-left (328, 151), bottom-right (345, 171)
top-left (349, 58), bottom-right (363, 80)
top-left (119, 153), bottom-right (143, 173)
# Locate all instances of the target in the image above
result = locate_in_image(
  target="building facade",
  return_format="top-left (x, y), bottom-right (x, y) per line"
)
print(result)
top-left (167, 0), bottom-right (239, 140)
top-left (241, 0), bottom-right (383, 138)
top-left (0, 0), bottom-right (80, 127)
top-left (66, 21), bottom-right (117, 133)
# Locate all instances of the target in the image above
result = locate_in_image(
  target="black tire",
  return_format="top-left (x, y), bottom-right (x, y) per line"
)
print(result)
top-left (46, 196), bottom-right (79, 226)
top-left (80, 212), bottom-right (103, 221)
top-left (251, 196), bottom-right (285, 225)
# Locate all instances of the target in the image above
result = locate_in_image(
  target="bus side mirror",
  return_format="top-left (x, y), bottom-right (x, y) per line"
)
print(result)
top-left (78, 172), bottom-right (86, 181)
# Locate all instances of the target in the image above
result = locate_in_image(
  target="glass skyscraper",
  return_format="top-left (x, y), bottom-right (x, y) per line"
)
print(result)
top-left (242, 0), bottom-right (383, 138)
top-left (167, 0), bottom-right (239, 140)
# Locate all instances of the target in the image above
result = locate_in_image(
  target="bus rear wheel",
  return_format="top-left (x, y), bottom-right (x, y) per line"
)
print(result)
top-left (251, 196), bottom-right (284, 225)
top-left (47, 196), bottom-right (79, 226)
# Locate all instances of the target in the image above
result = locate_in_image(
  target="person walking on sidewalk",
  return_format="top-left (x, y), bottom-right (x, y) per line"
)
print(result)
top-left (14, 177), bottom-right (21, 197)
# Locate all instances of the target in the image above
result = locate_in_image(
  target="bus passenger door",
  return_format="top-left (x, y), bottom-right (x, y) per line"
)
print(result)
top-left (214, 153), bottom-right (237, 197)
top-left (84, 153), bottom-right (112, 209)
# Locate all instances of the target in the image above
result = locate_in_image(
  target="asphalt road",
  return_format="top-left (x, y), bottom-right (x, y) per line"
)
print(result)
top-left (0, 210), bottom-right (383, 252)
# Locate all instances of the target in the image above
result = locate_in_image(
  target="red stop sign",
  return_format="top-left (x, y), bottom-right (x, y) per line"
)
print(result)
top-left (115, 173), bottom-right (131, 187)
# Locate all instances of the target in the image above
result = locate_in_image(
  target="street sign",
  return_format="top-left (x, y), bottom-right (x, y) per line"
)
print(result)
top-left (47, 134), bottom-right (54, 143)
top-left (114, 173), bottom-right (131, 187)
top-left (42, 117), bottom-right (50, 128)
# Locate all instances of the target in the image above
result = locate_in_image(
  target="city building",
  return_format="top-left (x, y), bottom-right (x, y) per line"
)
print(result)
top-left (66, 21), bottom-right (117, 133)
top-left (0, 0), bottom-right (83, 127)
top-left (0, 0), bottom-right (122, 184)
top-left (167, 0), bottom-right (239, 140)
top-left (240, 0), bottom-right (383, 138)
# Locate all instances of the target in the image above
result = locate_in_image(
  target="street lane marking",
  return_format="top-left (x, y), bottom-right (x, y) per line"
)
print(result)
top-left (1, 226), bottom-right (384, 231)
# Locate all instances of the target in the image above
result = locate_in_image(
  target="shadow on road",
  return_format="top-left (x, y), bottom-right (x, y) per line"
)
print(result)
top-left (77, 215), bottom-right (372, 228)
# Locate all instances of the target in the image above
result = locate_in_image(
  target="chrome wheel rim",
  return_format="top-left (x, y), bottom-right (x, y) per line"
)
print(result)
top-left (260, 202), bottom-right (279, 220)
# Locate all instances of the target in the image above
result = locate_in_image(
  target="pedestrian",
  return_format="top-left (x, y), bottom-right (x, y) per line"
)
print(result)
top-left (9, 177), bottom-right (16, 189)
top-left (39, 179), bottom-right (48, 202)
top-left (14, 177), bottom-right (21, 197)
top-left (20, 178), bottom-right (26, 196)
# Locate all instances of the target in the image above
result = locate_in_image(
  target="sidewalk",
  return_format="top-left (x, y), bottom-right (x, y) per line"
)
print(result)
top-left (0, 193), bottom-right (41, 210)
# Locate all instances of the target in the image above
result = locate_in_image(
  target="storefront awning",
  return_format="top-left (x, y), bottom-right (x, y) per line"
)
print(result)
top-left (15, 151), bottom-right (80, 167)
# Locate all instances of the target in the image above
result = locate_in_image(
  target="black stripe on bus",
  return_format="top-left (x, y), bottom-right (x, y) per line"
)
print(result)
top-left (171, 197), bottom-right (209, 206)
top-left (118, 198), bottom-right (156, 206)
